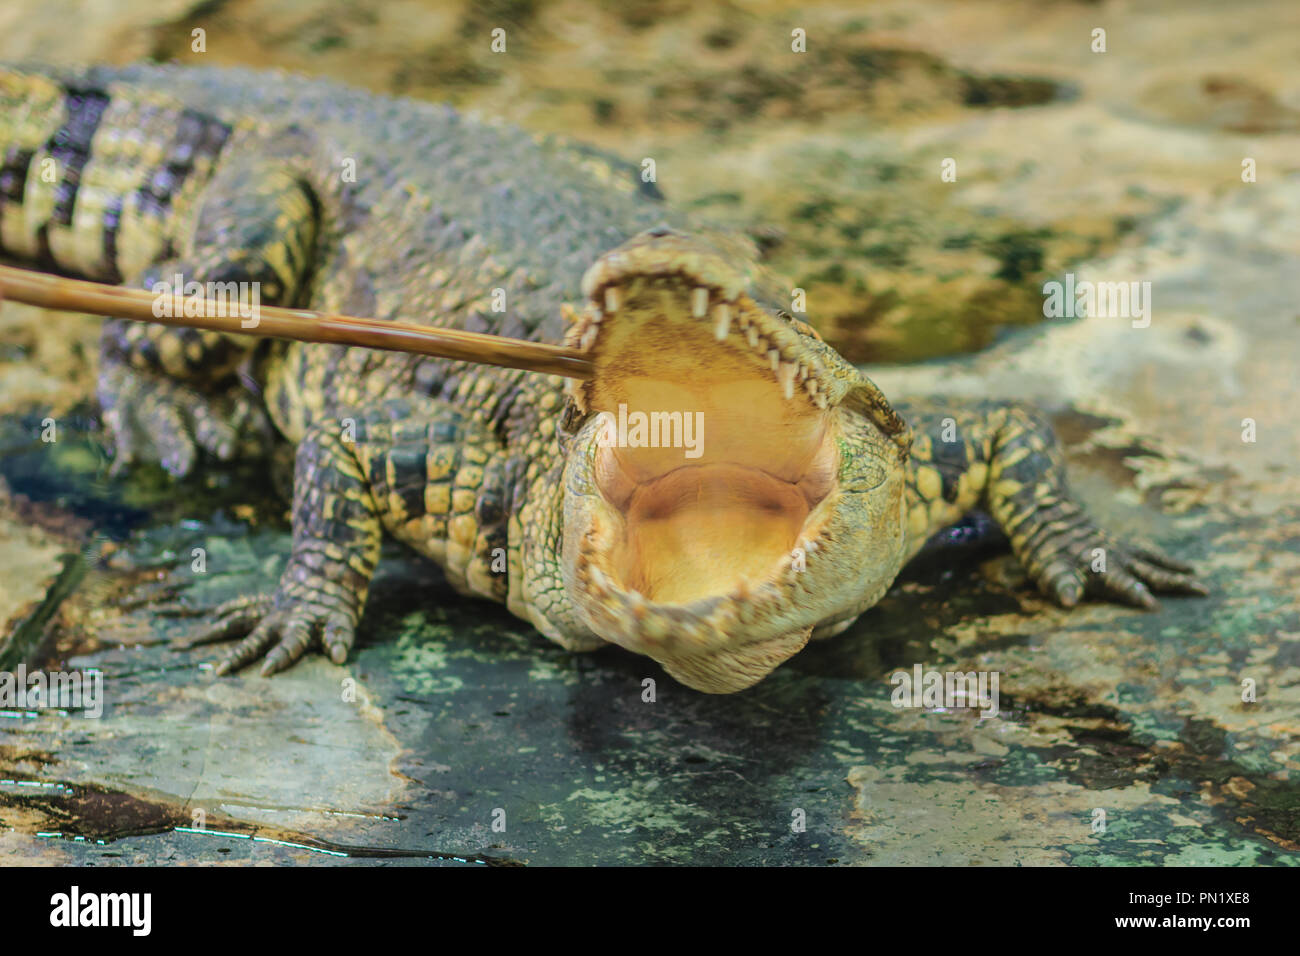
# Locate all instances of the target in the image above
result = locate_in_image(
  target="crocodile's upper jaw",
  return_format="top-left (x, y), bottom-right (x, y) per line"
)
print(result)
top-left (557, 230), bottom-right (912, 693)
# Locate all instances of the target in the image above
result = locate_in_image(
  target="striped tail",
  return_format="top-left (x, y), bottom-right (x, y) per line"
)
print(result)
top-left (0, 68), bottom-right (232, 283)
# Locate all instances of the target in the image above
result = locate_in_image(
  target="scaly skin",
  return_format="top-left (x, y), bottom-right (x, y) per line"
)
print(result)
top-left (0, 65), bottom-right (1207, 692)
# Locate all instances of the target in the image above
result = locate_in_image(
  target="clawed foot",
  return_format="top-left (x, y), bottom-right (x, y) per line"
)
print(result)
top-left (98, 361), bottom-right (271, 478)
top-left (1028, 526), bottom-right (1208, 610)
top-left (178, 593), bottom-right (359, 676)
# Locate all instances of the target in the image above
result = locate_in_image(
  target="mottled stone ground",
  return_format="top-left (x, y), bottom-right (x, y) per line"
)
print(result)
top-left (1, 0), bottom-right (1297, 865)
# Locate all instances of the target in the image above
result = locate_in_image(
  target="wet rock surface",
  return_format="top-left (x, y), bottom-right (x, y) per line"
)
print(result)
top-left (2, 0), bottom-right (1297, 864)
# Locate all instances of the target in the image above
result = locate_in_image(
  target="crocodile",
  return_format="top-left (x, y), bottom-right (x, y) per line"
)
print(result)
top-left (0, 64), bottom-right (1206, 693)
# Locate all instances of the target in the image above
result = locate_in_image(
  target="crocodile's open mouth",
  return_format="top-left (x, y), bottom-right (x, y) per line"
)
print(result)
top-left (576, 279), bottom-right (837, 608)
top-left (559, 230), bottom-right (860, 692)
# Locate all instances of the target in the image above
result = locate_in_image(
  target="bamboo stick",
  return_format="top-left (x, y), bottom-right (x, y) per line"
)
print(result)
top-left (0, 264), bottom-right (593, 381)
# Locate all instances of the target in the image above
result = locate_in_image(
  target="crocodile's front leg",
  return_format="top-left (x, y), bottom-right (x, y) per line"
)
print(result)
top-left (897, 399), bottom-right (1208, 607)
top-left (189, 416), bottom-right (384, 674)
top-left (192, 398), bottom-right (520, 674)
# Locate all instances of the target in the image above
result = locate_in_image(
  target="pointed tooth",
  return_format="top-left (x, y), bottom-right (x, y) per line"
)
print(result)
top-left (580, 326), bottom-right (599, 350)
top-left (746, 326), bottom-right (760, 348)
top-left (628, 591), bottom-right (648, 620)
top-left (604, 285), bottom-right (622, 313)
top-left (680, 622), bottom-right (709, 647)
top-left (779, 362), bottom-right (797, 399)
top-left (712, 302), bottom-right (731, 340)
top-left (692, 287), bottom-right (709, 318)
top-left (768, 349), bottom-right (780, 373)
top-left (642, 614), bottom-right (671, 642)
top-left (813, 393), bottom-right (828, 410)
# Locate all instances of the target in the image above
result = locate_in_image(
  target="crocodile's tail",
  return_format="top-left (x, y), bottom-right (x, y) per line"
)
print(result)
top-left (0, 66), bottom-right (233, 283)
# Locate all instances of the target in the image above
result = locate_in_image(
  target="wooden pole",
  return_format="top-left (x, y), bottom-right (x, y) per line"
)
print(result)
top-left (0, 264), bottom-right (593, 381)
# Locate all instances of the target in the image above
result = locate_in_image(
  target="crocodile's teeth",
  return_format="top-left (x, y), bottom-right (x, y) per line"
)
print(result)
top-left (627, 591), bottom-right (648, 620)
top-left (712, 303), bottom-right (732, 340)
top-left (768, 349), bottom-right (780, 373)
top-left (746, 325), bottom-right (760, 348)
top-left (580, 326), bottom-right (599, 350)
top-left (736, 598), bottom-right (758, 625)
top-left (813, 392), bottom-right (829, 410)
top-left (641, 615), bottom-right (671, 643)
top-left (779, 362), bottom-right (797, 400)
top-left (604, 285), bottom-right (622, 313)
top-left (679, 621), bottom-right (709, 647)
top-left (691, 287), bottom-right (709, 318)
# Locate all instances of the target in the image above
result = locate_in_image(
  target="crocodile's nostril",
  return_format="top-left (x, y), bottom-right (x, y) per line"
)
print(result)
top-left (645, 225), bottom-right (676, 238)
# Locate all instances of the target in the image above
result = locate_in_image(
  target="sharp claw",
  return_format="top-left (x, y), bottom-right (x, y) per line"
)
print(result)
top-left (322, 617), bottom-right (354, 665)
top-left (1124, 554), bottom-right (1209, 598)
top-left (1133, 548), bottom-right (1195, 574)
top-left (1127, 582), bottom-right (1159, 610)
top-left (1037, 559), bottom-right (1084, 608)
top-left (214, 617), bottom-right (280, 675)
top-left (1154, 577), bottom-right (1209, 597)
top-left (182, 607), bottom-right (262, 647)
top-left (260, 643), bottom-right (298, 676)
top-left (1027, 520), bottom-right (1205, 611)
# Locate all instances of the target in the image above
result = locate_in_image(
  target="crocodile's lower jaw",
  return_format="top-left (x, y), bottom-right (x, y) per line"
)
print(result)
top-left (567, 469), bottom-right (837, 691)
top-left (564, 420), bottom-right (841, 691)
top-left (659, 628), bottom-right (813, 693)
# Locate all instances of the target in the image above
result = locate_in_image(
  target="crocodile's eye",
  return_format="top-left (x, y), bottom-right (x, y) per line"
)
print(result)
top-left (838, 456), bottom-right (888, 494)
top-left (836, 423), bottom-right (891, 493)
top-left (779, 311), bottom-right (824, 342)
top-left (556, 399), bottom-right (587, 449)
